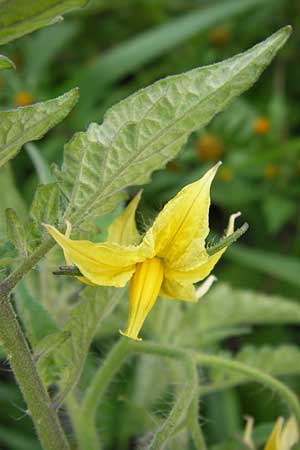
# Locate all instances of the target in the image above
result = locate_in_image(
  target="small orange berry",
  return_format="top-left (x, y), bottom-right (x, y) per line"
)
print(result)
top-left (218, 167), bottom-right (233, 182)
top-left (253, 117), bottom-right (270, 135)
top-left (264, 163), bottom-right (279, 179)
top-left (209, 26), bottom-right (231, 48)
top-left (15, 91), bottom-right (34, 106)
top-left (196, 134), bottom-right (224, 162)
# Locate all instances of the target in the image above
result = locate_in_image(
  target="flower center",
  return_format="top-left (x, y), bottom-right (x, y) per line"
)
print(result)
top-left (121, 257), bottom-right (164, 341)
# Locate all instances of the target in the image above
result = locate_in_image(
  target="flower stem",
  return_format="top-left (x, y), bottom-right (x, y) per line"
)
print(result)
top-left (2, 237), bottom-right (54, 293)
top-left (188, 397), bottom-right (207, 450)
top-left (0, 292), bottom-right (70, 450)
top-left (193, 351), bottom-right (300, 443)
top-left (147, 357), bottom-right (197, 450)
top-left (75, 337), bottom-right (131, 450)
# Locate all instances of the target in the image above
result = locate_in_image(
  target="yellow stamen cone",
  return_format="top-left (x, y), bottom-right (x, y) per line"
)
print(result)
top-left (121, 257), bottom-right (164, 341)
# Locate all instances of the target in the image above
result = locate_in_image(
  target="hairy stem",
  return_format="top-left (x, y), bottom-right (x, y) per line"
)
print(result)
top-left (75, 337), bottom-right (131, 450)
top-left (1, 237), bottom-right (54, 293)
top-left (147, 357), bottom-right (197, 450)
top-left (193, 351), bottom-right (300, 442)
top-left (188, 396), bottom-right (207, 450)
top-left (0, 292), bottom-right (70, 450)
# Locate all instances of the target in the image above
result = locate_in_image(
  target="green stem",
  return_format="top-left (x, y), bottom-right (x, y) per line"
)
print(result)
top-left (147, 357), bottom-right (197, 450)
top-left (193, 351), bottom-right (300, 442)
top-left (188, 397), bottom-right (207, 450)
top-left (0, 292), bottom-right (70, 450)
top-left (1, 237), bottom-right (54, 293)
top-left (76, 337), bottom-right (131, 450)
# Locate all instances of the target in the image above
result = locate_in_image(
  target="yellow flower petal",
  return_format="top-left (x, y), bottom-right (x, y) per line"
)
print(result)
top-left (264, 418), bottom-right (284, 450)
top-left (64, 220), bottom-right (96, 286)
top-left (160, 278), bottom-right (197, 302)
top-left (280, 417), bottom-right (298, 450)
top-left (121, 257), bottom-right (164, 340)
top-left (107, 191), bottom-right (142, 245)
top-left (145, 163), bottom-right (221, 269)
top-left (44, 224), bottom-right (154, 287)
top-left (164, 212), bottom-right (241, 285)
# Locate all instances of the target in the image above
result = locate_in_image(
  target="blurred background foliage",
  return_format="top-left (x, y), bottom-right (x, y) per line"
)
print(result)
top-left (0, 0), bottom-right (300, 449)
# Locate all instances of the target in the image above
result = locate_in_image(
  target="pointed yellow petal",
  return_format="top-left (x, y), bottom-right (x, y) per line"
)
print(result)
top-left (264, 418), bottom-right (284, 450)
top-left (44, 224), bottom-right (154, 287)
top-left (107, 191), bottom-right (142, 245)
top-left (280, 417), bottom-right (298, 450)
top-left (160, 278), bottom-right (197, 302)
top-left (120, 257), bottom-right (164, 340)
top-left (164, 212), bottom-right (241, 285)
top-left (145, 163), bottom-right (221, 268)
top-left (64, 220), bottom-right (96, 286)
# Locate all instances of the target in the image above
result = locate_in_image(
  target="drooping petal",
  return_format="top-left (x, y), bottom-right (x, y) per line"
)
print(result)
top-left (44, 224), bottom-right (154, 287)
top-left (160, 278), bottom-right (197, 302)
top-left (64, 220), bottom-right (96, 286)
top-left (280, 417), bottom-right (298, 450)
top-left (164, 212), bottom-right (241, 285)
top-left (264, 418), bottom-right (284, 450)
top-left (121, 257), bottom-right (164, 340)
top-left (144, 163), bottom-right (221, 268)
top-left (107, 191), bottom-right (142, 245)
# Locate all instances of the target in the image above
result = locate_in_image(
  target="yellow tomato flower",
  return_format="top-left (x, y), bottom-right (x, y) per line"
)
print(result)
top-left (264, 417), bottom-right (298, 450)
top-left (44, 163), bottom-right (240, 341)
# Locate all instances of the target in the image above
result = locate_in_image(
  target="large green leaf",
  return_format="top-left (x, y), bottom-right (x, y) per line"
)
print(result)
top-left (150, 283), bottom-right (300, 348)
top-left (37, 286), bottom-right (124, 400)
top-left (0, 88), bottom-right (79, 168)
top-left (197, 283), bottom-right (300, 333)
top-left (0, 0), bottom-right (88, 44)
top-left (206, 345), bottom-right (300, 393)
top-left (67, 0), bottom-right (270, 113)
top-left (15, 281), bottom-right (58, 347)
top-left (55, 27), bottom-right (291, 230)
top-left (226, 244), bottom-right (300, 287)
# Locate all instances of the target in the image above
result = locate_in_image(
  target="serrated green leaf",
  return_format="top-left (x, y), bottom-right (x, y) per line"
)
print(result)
top-left (5, 208), bottom-right (28, 258)
top-left (38, 286), bottom-right (124, 398)
top-left (197, 283), bottom-right (300, 333)
top-left (15, 281), bottom-right (58, 347)
top-left (30, 183), bottom-right (59, 225)
top-left (156, 283), bottom-right (300, 347)
top-left (0, 54), bottom-right (15, 71)
top-left (28, 183), bottom-right (60, 250)
top-left (207, 345), bottom-right (300, 392)
top-left (0, 0), bottom-right (88, 45)
top-left (0, 240), bottom-right (17, 267)
top-left (0, 88), bottom-right (79, 168)
top-left (56, 27), bottom-right (291, 230)
top-left (0, 165), bottom-right (27, 240)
